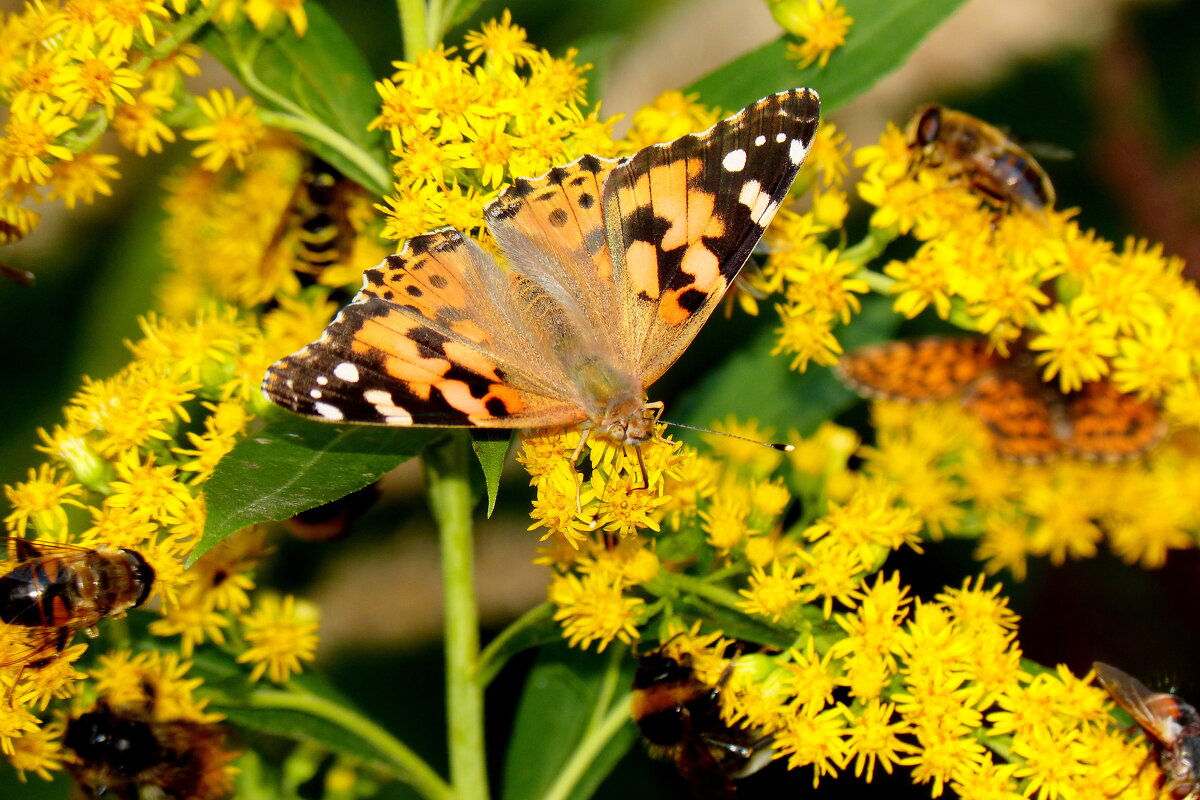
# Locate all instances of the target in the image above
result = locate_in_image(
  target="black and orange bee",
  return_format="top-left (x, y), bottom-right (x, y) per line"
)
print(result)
top-left (1095, 661), bottom-right (1200, 800)
top-left (64, 701), bottom-right (237, 800)
top-left (906, 104), bottom-right (1056, 213)
top-left (0, 538), bottom-right (155, 668)
top-left (632, 647), bottom-right (773, 800)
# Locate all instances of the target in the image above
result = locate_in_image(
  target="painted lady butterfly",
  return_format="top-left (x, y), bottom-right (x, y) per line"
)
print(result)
top-left (263, 89), bottom-right (821, 448)
top-left (836, 337), bottom-right (1166, 463)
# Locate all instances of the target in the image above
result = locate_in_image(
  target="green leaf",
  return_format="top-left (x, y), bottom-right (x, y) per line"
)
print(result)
top-left (689, 0), bottom-right (968, 113)
top-left (197, 3), bottom-right (390, 194)
top-left (502, 644), bottom-right (638, 800)
top-left (471, 429), bottom-right (513, 518)
top-left (676, 294), bottom-right (899, 440)
top-left (197, 412), bottom-right (441, 564)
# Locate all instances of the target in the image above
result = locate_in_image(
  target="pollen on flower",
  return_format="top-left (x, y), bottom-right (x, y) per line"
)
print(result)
top-left (774, 0), bottom-right (854, 69)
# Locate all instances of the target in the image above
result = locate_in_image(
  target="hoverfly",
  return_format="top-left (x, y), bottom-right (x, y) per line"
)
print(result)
top-left (632, 646), bottom-right (773, 800)
top-left (906, 104), bottom-right (1056, 213)
top-left (1095, 661), bottom-right (1200, 800)
top-left (0, 538), bottom-right (155, 668)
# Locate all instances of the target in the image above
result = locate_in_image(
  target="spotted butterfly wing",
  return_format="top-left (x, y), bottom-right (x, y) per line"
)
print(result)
top-left (834, 337), bottom-right (1000, 401)
top-left (263, 89), bottom-right (820, 434)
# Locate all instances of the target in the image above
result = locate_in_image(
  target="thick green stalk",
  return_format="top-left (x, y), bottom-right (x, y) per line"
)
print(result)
top-left (398, 0), bottom-right (430, 60)
top-left (424, 434), bottom-right (489, 800)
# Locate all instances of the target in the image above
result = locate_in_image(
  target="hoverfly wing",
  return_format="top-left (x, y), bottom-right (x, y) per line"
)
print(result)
top-left (1095, 661), bottom-right (1184, 746)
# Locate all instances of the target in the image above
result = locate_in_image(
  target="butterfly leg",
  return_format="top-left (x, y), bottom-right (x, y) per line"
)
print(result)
top-left (569, 429), bottom-right (592, 513)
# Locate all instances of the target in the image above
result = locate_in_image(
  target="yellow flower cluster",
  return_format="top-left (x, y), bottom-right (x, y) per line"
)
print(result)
top-left (0, 296), bottom-right (327, 773)
top-left (530, 416), bottom-right (1154, 795)
top-left (0, 0), bottom-right (306, 249)
top-left (369, 10), bottom-right (618, 247)
top-left (866, 401), bottom-right (1200, 575)
top-left (160, 135), bottom-right (385, 312)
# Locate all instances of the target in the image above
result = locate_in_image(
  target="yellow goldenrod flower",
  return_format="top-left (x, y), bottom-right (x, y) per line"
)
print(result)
top-left (463, 9), bottom-right (539, 68)
top-left (842, 699), bottom-right (916, 782)
top-left (6, 720), bottom-right (62, 782)
top-left (549, 566), bottom-right (643, 652)
top-left (738, 559), bottom-right (805, 621)
top-left (3, 464), bottom-right (85, 538)
top-left (91, 0), bottom-right (171, 51)
top-left (113, 89), bottom-right (177, 155)
top-left (46, 150), bottom-right (119, 208)
top-left (3, 101), bottom-right (75, 184)
top-left (775, 0), bottom-right (854, 69)
top-left (237, 594), bottom-right (321, 683)
top-left (183, 88), bottom-right (266, 171)
top-left (245, 0), bottom-right (309, 37)
top-left (52, 41), bottom-right (142, 119)
top-left (773, 703), bottom-right (849, 787)
top-left (1029, 298), bottom-right (1117, 392)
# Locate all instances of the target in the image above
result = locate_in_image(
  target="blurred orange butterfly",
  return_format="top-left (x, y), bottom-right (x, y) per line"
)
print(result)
top-left (835, 337), bottom-right (1166, 463)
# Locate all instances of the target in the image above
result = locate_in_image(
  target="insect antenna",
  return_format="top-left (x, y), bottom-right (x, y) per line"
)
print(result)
top-left (660, 421), bottom-right (794, 452)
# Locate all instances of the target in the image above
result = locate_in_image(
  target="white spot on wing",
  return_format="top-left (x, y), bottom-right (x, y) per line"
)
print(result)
top-left (775, 132), bottom-right (787, 143)
top-left (754, 135), bottom-right (766, 146)
top-left (364, 389), bottom-right (414, 425)
top-left (722, 148), bottom-right (747, 172)
top-left (317, 376), bottom-right (329, 386)
top-left (310, 389), bottom-right (322, 399)
top-left (334, 362), bottom-right (360, 383)
top-left (789, 138), bottom-right (808, 166)
top-left (738, 180), bottom-right (762, 210)
top-left (314, 402), bottom-right (344, 421)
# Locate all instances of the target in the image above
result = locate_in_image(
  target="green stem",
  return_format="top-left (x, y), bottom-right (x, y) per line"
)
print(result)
top-left (476, 602), bottom-right (554, 687)
top-left (584, 646), bottom-right (625, 734)
top-left (256, 108), bottom-right (391, 195)
top-left (541, 693), bottom-right (634, 800)
top-left (842, 225), bottom-right (899, 266)
top-left (656, 571), bottom-right (746, 612)
top-left (244, 688), bottom-right (451, 800)
top-left (399, 0), bottom-right (431, 60)
top-left (424, 434), bottom-right (489, 800)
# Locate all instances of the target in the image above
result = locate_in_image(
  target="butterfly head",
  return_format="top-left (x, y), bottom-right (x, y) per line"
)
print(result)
top-left (599, 398), bottom-right (661, 446)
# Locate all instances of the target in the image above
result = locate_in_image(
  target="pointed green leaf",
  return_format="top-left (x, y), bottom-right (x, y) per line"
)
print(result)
top-left (689, 0), bottom-right (968, 113)
top-left (471, 429), bottom-right (513, 518)
top-left (197, 3), bottom-right (390, 194)
top-left (503, 643), bottom-right (638, 800)
top-left (197, 412), bottom-right (441, 564)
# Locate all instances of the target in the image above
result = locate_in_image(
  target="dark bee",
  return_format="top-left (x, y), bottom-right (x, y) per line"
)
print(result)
top-left (0, 538), bottom-right (154, 668)
top-left (64, 702), bottom-right (236, 800)
top-left (631, 647), bottom-right (773, 800)
top-left (1095, 661), bottom-right (1200, 799)
top-left (906, 104), bottom-right (1056, 213)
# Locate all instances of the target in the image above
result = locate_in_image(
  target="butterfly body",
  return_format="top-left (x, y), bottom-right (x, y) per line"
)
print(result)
top-left (264, 89), bottom-right (821, 444)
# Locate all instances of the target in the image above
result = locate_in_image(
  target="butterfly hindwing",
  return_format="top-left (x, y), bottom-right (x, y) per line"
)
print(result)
top-left (604, 88), bottom-right (821, 384)
top-left (1064, 381), bottom-right (1165, 462)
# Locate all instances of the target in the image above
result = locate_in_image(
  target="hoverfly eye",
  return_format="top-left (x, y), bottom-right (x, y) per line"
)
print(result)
top-left (608, 422), bottom-right (624, 440)
top-left (916, 107), bottom-right (941, 145)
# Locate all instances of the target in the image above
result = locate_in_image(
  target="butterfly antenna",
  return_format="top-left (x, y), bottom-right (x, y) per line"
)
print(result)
top-left (660, 421), bottom-right (794, 452)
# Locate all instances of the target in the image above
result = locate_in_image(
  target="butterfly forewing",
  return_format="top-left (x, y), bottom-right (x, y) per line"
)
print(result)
top-left (1065, 382), bottom-right (1166, 462)
top-left (603, 88), bottom-right (821, 384)
top-left (263, 230), bottom-right (583, 428)
top-left (834, 338), bottom-right (999, 401)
